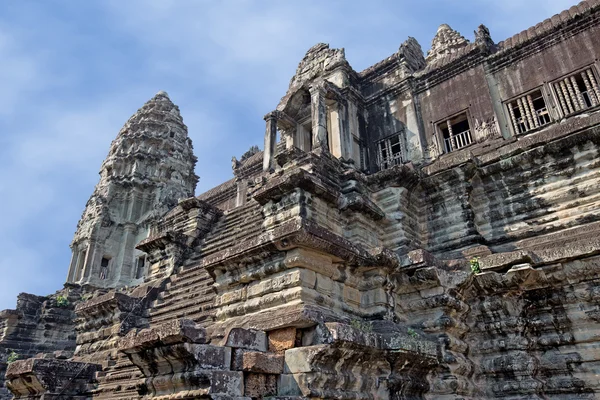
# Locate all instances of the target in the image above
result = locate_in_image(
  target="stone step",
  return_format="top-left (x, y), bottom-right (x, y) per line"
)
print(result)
top-left (149, 307), bottom-right (215, 326)
top-left (158, 284), bottom-right (214, 303)
top-left (152, 289), bottom-right (214, 309)
top-left (149, 297), bottom-right (214, 322)
top-left (165, 271), bottom-right (213, 292)
top-left (201, 223), bottom-right (264, 255)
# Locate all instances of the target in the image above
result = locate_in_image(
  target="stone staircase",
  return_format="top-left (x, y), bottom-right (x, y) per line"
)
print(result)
top-left (93, 354), bottom-right (143, 399)
top-left (148, 266), bottom-right (216, 326)
top-left (198, 200), bottom-right (265, 257)
top-left (147, 201), bottom-right (264, 327)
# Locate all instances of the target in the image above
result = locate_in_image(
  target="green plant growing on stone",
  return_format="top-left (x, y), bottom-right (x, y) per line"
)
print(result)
top-left (350, 318), bottom-right (372, 332)
top-left (470, 257), bottom-right (481, 274)
top-left (6, 351), bottom-right (18, 364)
top-left (407, 328), bottom-right (419, 338)
top-left (56, 295), bottom-right (70, 308)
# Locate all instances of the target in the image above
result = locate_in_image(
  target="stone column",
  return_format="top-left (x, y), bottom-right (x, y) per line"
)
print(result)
top-left (82, 240), bottom-right (97, 282)
top-left (263, 111), bottom-right (278, 171)
top-left (333, 101), bottom-right (352, 160)
top-left (117, 224), bottom-right (138, 285)
top-left (66, 247), bottom-right (78, 282)
top-left (309, 85), bottom-right (328, 151)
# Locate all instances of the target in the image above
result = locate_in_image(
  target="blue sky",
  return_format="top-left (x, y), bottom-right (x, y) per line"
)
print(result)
top-left (0, 0), bottom-right (578, 310)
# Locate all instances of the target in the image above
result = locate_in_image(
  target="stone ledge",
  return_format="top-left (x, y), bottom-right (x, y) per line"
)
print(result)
top-left (75, 291), bottom-right (139, 314)
top-left (224, 328), bottom-right (267, 352)
top-left (480, 235), bottom-right (600, 272)
top-left (323, 322), bottom-right (438, 359)
top-left (118, 318), bottom-right (207, 353)
top-left (6, 358), bottom-right (101, 398)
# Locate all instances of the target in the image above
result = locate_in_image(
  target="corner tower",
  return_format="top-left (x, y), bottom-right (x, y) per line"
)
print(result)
top-left (66, 91), bottom-right (198, 288)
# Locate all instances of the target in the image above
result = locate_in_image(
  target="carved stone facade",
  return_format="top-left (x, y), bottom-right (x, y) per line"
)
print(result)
top-left (66, 91), bottom-right (198, 288)
top-left (4, 1), bottom-right (600, 399)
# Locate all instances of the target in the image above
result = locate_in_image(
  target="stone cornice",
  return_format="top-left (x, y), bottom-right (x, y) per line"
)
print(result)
top-left (253, 168), bottom-right (340, 206)
top-left (201, 216), bottom-right (399, 273)
top-left (487, 0), bottom-right (600, 74)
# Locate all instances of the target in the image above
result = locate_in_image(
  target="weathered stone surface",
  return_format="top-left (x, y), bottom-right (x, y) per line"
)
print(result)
top-left (6, 2), bottom-right (600, 399)
top-left (233, 349), bottom-right (284, 374)
top-left (268, 327), bottom-right (297, 354)
top-left (66, 91), bottom-right (198, 289)
top-left (5, 358), bottom-right (101, 399)
top-left (225, 328), bottom-right (268, 352)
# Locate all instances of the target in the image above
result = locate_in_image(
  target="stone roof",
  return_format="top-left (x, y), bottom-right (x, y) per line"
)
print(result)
top-left (425, 24), bottom-right (470, 63)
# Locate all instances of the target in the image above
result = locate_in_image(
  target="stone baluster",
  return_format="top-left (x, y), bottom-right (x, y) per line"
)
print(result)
top-left (447, 119), bottom-right (456, 151)
top-left (581, 71), bottom-right (599, 106)
top-left (559, 80), bottom-right (575, 114)
top-left (554, 83), bottom-right (570, 116)
top-left (570, 76), bottom-right (586, 109)
top-left (263, 111), bottom-right (279, 171)
top-left (526, 94), bottom-right (539, 128)
top-left (309, 84), bottom-right (329, 151)
top-left (564, 78), bottom-right (581, 111)
top-left (508, 102), bottom-right (520, 134)
top-left (520, 97), bottom-right (534, 130)
top-left (586, 69), bottom-right (600, 103)
top-left (517, 98), bottom-right (529, 132)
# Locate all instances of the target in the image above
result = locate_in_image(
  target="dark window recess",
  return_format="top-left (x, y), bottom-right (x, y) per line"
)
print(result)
top-left (377, 134), bottom-right (404, 170)
top-left (135, 256), bottom-right (146, 279)
top-left (553, 67), bottom-right (600, 116)
top-left (100, 257), bottom-right (110, 280)
top-left (439, 113), bottom-right (473, 153)
top-left (507, 89), bottom-right (551, 134)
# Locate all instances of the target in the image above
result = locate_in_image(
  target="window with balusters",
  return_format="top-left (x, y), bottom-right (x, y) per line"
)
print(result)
top-left (438, 112), bottom-right (473, 153)
top-left (553, 67), bottom-right (600, 117)
top-left (506, 89), bottom-right (552, 134)
top-left (377, 133), bottom-right (404, 170)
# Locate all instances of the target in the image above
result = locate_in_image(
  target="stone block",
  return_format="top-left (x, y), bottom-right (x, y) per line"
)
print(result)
top-left (226, 328), bottom-right (268, 352)
top-left (245, 373), bottom-right (266, 397)
top-left (265, 374), bottom-right (278, 396)
top-left (284, 346), bottom-right (327, 374)
top-left (479, 250), bottom-right (537, 272)
top-left (233, 349), bottom-right (284, 374)
top-left (269, 327), bottom-right (297, 353)
top-left (6, 358), bottom-right (101, 398)
top-left (278, 374), bottom-right (302, 396)
top-left (187, 344), bottom-right (232, 370)
top-left (155, 318), bottom-right (207, 344)
top-left (210, 371), bottom-right (244, 396)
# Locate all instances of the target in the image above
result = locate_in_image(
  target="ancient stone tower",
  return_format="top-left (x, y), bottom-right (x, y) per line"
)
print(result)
top-left (65, 91), bottom-right (198, 288)
top-left (6, 1), bottom-right (600, 399)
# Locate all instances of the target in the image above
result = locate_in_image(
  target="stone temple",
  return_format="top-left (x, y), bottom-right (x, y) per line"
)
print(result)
top-left (2, 1), bottom-right (600, 398)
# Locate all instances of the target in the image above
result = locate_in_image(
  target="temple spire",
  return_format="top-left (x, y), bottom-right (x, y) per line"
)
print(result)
top-left (426, 24), bottom-right (469, 63)
top-left (66, 92), bottom-right (198, 288)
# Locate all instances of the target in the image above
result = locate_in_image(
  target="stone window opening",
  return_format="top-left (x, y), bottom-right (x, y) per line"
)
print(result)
top-left (507, 89), bottom-right (551, 134)
top-left (553, 67), bottom-right (600, 117)
top-left (99, 256), bottom-right (110, 280)
top-left (135, 255), bottom-right (146, 279)
top-left (377, 133), bottom-right (404, 170)
top-left (439, 112), bottom-right (472, 153)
